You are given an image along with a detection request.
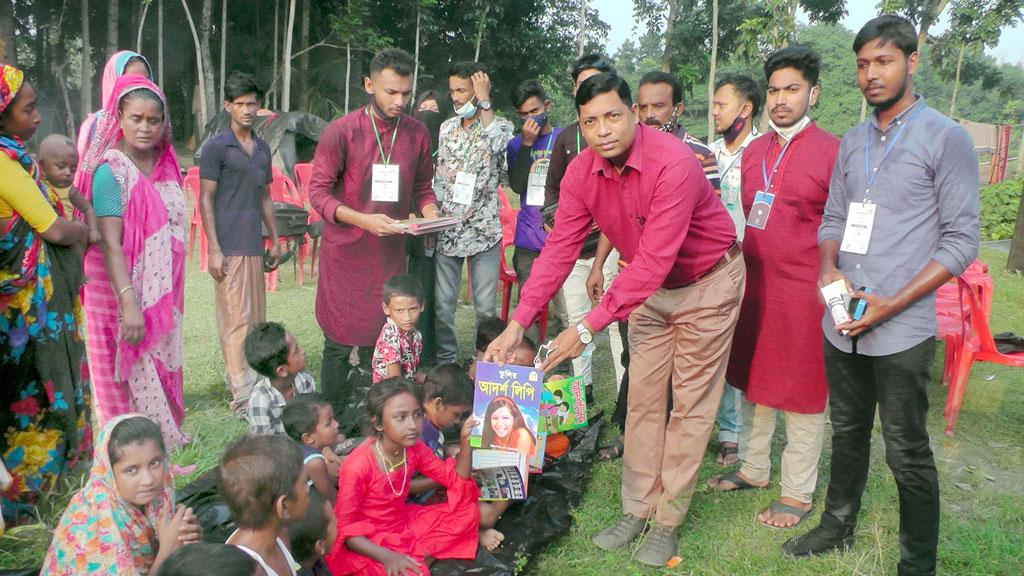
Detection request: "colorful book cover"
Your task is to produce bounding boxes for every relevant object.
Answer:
[530,418,547,474]
[540,375,588,433]
[470,361,542,455]
[472,448,529,500]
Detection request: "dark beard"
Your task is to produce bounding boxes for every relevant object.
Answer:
[870,74,910,113]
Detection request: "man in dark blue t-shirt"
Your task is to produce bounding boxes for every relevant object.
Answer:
[199,71,280,415]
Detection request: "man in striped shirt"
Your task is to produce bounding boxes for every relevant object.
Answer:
[634,71,721,191]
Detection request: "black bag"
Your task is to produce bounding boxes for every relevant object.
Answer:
[262,201,309,238]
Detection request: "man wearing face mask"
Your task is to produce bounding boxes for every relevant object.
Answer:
[307,48,439,420]
[709,47,840,533]
[507,80,561,312]
[434,62,515,364]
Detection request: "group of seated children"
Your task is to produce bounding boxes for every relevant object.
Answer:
[41,271,562,575]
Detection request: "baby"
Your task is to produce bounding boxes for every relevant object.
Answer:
[37,134,99,243]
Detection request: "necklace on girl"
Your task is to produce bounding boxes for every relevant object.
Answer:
[375,441,408,496]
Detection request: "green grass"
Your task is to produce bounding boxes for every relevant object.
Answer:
[2,248,1022,575]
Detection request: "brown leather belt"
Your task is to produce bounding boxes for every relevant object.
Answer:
[665,241,742,289]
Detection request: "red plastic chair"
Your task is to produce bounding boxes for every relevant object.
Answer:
[266,167,310,291]
[185,167,207,272]
[497,187,548,342]
[935,260,993,385]
[943,277,1024,435]
[293,162,321,277]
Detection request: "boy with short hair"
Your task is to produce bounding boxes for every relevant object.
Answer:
[243,322,316,435]
[288,490,337,576]
[283,393,341,501]
[220,434,310,576]
[37,133,99,241]
[371,274,425,383]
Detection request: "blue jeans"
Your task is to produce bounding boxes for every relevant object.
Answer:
[716,384,742,444]
[434,241,500,364]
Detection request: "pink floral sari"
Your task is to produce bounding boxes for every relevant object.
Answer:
[80,76,189,450]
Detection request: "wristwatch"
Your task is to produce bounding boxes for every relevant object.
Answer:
[478,99,492,111]
[576,323,593,345]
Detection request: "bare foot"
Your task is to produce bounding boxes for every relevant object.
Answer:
[479,528,505,551]
[756,497,812,528]
[716,441,738,466]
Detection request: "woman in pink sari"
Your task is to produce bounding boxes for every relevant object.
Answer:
[80,75,189,450]
[74,50,153,160]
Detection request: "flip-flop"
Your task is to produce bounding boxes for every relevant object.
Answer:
[597,437,625,461]
[707,470,768,492]
[756,500,813,530]
[716,442,739,465]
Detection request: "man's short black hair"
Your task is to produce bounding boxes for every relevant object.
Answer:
[715,74,763,119]
[383,273,423,305]
[764,46,821,86]
[449,61,487,80]
[423,363,474,407]
[218,434,304,529]
[853,15,918,57]
[511,79,548,109]
[370,47,415,77]
[571,53,615,83]
[575,72,632,111]
[244,322,289,379]
[224,71,262,102]
[639,71,682,105]
[475,316,508,353]
[282,393,331,442]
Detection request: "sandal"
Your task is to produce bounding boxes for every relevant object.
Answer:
[707,470,767,492]
[597,436,625,461]
[757,500,813,530]
[716,442,739,465]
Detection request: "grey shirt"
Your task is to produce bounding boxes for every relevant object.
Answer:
[818,97,979,356]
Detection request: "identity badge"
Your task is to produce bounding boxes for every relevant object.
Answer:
[746,190,774,230]
[452,171,477,205]
[371,164,400,202]
[526,158,549,207]
[840,201,876,254]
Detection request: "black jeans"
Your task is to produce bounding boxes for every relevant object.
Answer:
[612,319,631,432]
[320,337,374,422]
[822,337,939,576]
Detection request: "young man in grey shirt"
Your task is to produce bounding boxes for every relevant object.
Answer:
[782,16,979,576]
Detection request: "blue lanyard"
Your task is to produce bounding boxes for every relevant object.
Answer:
[863,105,924,201]
[760,137,796,194]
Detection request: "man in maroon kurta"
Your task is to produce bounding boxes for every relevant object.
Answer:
[713,47,840,530]
[308,48,438,419]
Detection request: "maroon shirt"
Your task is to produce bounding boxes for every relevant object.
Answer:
[308,107,436,345]
[512,124,736,332]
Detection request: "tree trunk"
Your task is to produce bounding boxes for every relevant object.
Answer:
[158,0,164,87]
[272,0,279,109]
[949,41,965,117]
[0,0,15,65]
[660,0,679,72]
[412,3,421,101]
[299,0,309,111]
[136,0,150,52]
[220,0,227,101]
[577,0,587,57]
[107,0,118,56]
[199,0,217,120]
[1006,180,1024,273]
[180,0,208,132]
[81,0,92,118]
[1018,125,1024,176]
[281,0,297,111]
[474,4,489,62]
[706,0,719,144]
[344,40,351,114]
[51,12,76,136]
[917,0,951,57]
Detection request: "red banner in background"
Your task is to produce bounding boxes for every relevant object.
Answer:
[990,125,1011,184]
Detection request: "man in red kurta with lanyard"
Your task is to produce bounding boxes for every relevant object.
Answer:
[709,46,839,530]
[308,48,439,420]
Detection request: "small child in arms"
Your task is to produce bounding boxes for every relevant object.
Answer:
[37,133,99,242]
[372,273,425,384]
[43,415,202,575]
[288,490,338,576]
[283,393,341,501]
[243,322,317,435]
[220,434,310,576]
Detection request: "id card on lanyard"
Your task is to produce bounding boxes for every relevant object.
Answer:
[840,105,923,254]
[367,107,400,202]
[452,123,481,206]
[525,134,555,207]
[746,137,794,230]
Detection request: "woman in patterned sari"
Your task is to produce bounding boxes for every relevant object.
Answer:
[0,64,93,509]
[80,75,190,450]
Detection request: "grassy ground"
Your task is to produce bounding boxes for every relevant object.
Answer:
[2,248,1022,575]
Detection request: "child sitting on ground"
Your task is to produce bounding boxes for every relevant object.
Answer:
[243,322,317,435]
[283,394,341,501]
[287,490,337,576]
[43,415,202,575]
[37,133,99,242]
[156,543,257,576]
[220,434,310,576]
[372,274,425,384]
[327,377,480,575]
[468,317,538,378]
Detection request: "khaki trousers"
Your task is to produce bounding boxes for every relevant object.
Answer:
[738,399,826,504]
[622,254,745,527]
[215,255,266,408]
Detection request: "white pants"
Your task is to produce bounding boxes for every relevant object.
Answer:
[558,250,625,389]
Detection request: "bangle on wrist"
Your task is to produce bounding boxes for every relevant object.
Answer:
[117,285,135,299]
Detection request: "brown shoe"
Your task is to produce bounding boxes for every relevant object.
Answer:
[633,522,679,567]
[592,514,647,551]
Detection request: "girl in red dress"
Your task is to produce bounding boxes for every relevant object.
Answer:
[326,377,480,575]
